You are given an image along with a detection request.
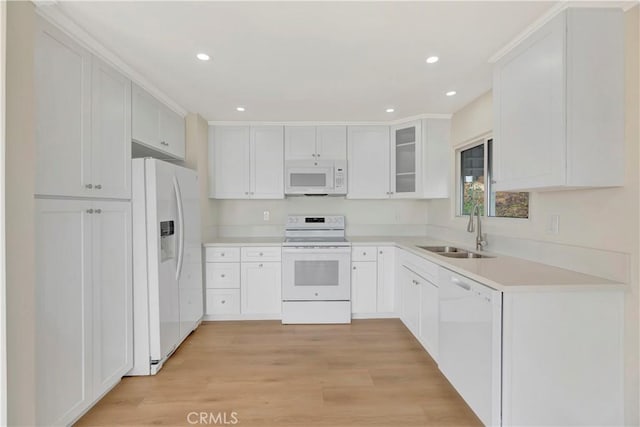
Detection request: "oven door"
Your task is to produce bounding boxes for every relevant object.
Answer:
[285,166,334,195]
[282,247,351,301]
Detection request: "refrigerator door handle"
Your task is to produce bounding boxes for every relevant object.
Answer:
[173,176,185,281]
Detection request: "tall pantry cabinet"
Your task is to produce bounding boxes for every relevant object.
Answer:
[34,16,133,426]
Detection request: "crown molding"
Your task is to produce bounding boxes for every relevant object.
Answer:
[207,113,453,127]
[489,1,635,64]
[33,1,188,117]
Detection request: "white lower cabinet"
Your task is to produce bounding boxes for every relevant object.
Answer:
[205,246,282,318]
[351,261,377,314]
[400,266,421,337]
[36,199,132,426]
[241,262,281,315]
[418,276,438,361]
[350,246,395,316]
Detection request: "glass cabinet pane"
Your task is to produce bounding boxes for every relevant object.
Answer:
[396,174,416,193]
[396,127,416,145]
[396,143,416,174]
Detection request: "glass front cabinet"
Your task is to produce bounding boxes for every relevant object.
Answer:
[391,120,422,198]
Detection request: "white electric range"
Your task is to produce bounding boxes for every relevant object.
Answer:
[281,215,351,324]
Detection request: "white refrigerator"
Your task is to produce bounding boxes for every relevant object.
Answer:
[129,158,203,375]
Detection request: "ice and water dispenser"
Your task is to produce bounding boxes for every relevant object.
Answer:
[160,220,175,262]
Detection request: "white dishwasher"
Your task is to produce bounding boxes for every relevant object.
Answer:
[438,268,502,427]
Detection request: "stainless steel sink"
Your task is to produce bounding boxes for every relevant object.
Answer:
[417,245,494,259]
[417,245,464,253]
[439,252,493,259]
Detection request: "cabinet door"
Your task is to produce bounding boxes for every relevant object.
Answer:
[91,58,132,199]
[35,199,92,426]
[419,279,439,361]
[401,267,421,336]
[35,18,92,198]
[131,84,160,149]
[493,13,566,190]
[284,126,316,160]
[241,262,282,314]
[347,126,390,199]
[316,125,347,160]
[422,119,450,199]
[211,126,250,198]
[351,261,377,314]
[390,121,422,198]
[376,247,395,313]
[92,201,132,398]
[159,104,186,160]
[251,126,284,199]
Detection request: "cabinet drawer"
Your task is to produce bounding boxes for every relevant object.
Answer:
[206,289,240,315]
[206,263,240,289]
[241,246,281,262]
[352,246,377,262]
[206,247,240,262]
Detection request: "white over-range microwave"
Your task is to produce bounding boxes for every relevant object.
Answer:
[284,160,347,196]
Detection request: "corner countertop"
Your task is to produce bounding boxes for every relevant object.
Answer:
[203,235,625,292]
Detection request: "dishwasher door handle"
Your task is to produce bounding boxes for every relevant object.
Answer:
[451,277,471,291]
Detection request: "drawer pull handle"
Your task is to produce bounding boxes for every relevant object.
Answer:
[451,277,471,291]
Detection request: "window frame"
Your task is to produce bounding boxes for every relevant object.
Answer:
[455,135,530,220]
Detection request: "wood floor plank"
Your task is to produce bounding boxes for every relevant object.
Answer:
[75,319,482,427]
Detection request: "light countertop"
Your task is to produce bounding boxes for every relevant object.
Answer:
[203,235,624,292]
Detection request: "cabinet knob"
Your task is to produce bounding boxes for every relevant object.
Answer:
[160,141,169,146]
[245,192,249,195]
[221,300,226,304]
[317,154,320,158]
[312,154,316,157]
[259,252,263,256]
[250,192,254,195]
[221,253,225,256]
[95,184,102,190]
[85,184,93,189]
[259,263,263,267]
[379,251,383,254]
[363,252,366,256]
[221,274,225,278]
[95,209,102,214]
[353,266,356,270]
[86,209,94,214]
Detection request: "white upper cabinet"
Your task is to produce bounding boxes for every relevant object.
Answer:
[210,125,284,199]
[285,125,347,161]
[391,121,421,198]
[35,18,131,200]
[349,119,450,199]
[211,126,250,199]
[132,84,185,160]
[35,18,92,198]
[91,58,132,199]
[347,126,390,199]
[493,8,624,191]
[251,126,285,199]
[316,125,347,160]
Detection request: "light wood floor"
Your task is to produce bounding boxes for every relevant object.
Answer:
[76,319,481,426]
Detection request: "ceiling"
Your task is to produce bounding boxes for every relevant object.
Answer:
[58,1,556,122]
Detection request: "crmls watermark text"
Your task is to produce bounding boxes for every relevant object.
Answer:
[186,411,239,425]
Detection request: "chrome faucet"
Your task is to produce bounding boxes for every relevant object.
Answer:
[467,202,487,251]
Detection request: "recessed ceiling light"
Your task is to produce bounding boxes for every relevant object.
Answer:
[386,108,395,113]
[196,53,210,61]
[426,56,439,64]
[446,90,457,97]
[236,106,246,112]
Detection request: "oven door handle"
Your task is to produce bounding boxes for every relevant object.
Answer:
[282,247,351,255]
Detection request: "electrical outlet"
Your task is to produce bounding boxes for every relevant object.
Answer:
[263,210,270,221]
[548,214,560,235]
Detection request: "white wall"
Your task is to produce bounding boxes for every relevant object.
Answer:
[427,7,639,424]
[214,198,429,237]
[5,2,36,425]
[185,113,217,241]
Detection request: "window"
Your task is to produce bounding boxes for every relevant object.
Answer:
[459,137,529,219]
